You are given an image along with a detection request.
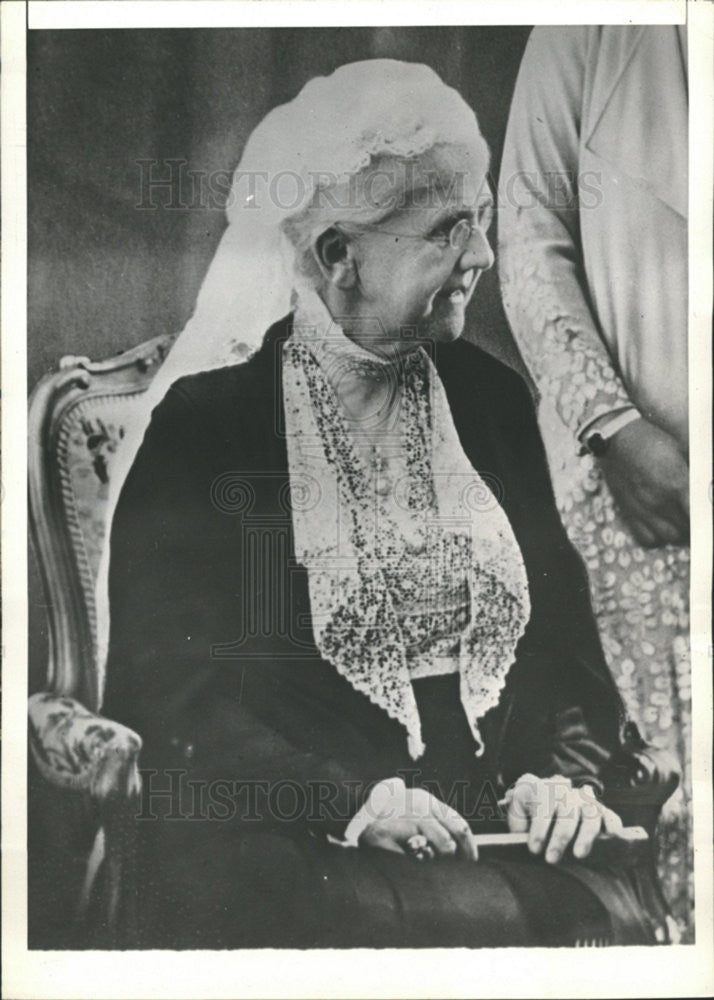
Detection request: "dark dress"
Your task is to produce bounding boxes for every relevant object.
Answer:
[102,317,665,948]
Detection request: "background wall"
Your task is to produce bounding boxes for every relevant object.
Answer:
[28,26,532,691]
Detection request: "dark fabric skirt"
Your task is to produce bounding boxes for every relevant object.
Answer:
[130,820,659,949]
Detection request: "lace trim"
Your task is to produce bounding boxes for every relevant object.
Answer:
[283,290,530,759]
[499,233,632,440]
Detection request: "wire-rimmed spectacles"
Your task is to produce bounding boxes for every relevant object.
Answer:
[337,202,494,252]
[431,211,493,251]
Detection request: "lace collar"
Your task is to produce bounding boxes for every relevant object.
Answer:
[283,287,531,759]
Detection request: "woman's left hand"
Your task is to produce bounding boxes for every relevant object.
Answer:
[504,773,624,864]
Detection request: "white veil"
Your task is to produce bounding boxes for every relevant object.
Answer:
[96,59,489,695]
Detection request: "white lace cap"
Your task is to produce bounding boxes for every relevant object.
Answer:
[96,59,488,691]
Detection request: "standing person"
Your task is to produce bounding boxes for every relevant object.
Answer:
[498,26,691,937]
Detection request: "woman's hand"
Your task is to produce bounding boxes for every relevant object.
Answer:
[599,418,689,548]
[504,774,624,864]
[358,784,476,861]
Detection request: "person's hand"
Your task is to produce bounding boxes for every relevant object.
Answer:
[359,786,477,861]
[504,774,624,864]
[598,417,689,548]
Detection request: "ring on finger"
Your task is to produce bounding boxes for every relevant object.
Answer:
[406,834,435,862]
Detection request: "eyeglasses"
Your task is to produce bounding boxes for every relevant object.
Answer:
[431,211,494,251]
[338,202,494,253]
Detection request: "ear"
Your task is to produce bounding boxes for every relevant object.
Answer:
[313,227,358,289]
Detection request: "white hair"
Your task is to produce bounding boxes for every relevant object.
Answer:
[95,59,489,685]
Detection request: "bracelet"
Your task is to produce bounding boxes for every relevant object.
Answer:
[579,408,641,457]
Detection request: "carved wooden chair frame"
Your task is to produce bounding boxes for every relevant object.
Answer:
[28,331,176,946]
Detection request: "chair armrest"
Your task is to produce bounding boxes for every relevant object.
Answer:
[28,692,142,803]
[29,693,144,945]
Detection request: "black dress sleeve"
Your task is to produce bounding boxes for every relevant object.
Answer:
[102,383,387,837]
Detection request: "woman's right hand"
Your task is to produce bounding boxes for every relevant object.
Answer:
[599,417,689,548]
[358,785,477,860]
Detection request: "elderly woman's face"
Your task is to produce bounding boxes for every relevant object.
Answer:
[348,146,494,348]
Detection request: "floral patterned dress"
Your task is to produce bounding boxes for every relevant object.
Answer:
[534,381,691,940]
[498,26,691,939]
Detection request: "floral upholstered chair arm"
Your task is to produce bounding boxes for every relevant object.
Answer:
[28,692,142,803]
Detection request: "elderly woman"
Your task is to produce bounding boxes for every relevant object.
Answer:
[102,60,671,948]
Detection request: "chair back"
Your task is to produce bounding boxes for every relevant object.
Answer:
[29,333,177,712]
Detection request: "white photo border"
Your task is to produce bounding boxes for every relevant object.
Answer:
[3,1,712,997]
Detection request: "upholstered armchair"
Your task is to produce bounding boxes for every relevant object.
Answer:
[28,331,681,948]
[28,332,175,947]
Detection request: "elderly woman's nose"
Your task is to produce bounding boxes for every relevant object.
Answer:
[460,230,494,272]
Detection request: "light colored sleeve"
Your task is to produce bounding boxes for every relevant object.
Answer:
[579,406,641,448]
[498,27,633,440]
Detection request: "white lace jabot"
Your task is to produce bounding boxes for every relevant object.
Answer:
[283,287,531,759]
